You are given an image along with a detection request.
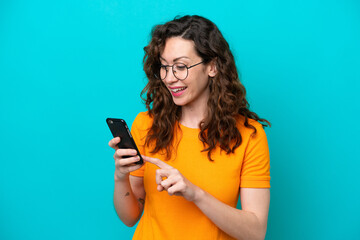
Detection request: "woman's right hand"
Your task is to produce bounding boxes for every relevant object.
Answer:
[108,137,143,181]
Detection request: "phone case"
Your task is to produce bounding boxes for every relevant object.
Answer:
[106,118,144,165]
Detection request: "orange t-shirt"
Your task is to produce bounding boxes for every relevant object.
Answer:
[130,111,270,240]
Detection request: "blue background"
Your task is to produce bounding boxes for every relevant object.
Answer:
[1,0,359,239]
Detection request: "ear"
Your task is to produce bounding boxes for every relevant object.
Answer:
[208,59,217,77]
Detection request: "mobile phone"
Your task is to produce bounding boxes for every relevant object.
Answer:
[106,118,144,165]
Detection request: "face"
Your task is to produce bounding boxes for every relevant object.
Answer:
[160,37,216,109]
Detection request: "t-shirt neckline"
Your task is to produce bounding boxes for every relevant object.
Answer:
[178,122,200,131]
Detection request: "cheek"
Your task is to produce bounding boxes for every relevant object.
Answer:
[197,75,210,89]
[184,71,210,92]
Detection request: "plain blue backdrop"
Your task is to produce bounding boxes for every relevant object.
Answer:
[1,0,359,239]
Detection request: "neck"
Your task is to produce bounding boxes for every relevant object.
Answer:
[180,101,208,129]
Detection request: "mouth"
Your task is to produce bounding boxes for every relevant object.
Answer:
[170,86,187,93]
[169,86,187,96]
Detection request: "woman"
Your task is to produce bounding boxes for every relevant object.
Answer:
[109,15,271,240]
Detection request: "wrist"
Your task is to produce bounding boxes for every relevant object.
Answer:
[192,186,206,204]
[114,172,129,182]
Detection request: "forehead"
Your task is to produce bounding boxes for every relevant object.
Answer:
[160,37,198,61]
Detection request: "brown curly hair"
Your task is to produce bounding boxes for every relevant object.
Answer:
[141,15,270,161]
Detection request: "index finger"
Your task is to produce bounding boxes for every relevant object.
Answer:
[142,155,172,169]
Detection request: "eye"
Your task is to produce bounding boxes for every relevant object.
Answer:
[175,64,187,71]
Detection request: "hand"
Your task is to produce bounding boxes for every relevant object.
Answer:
[108,137,143,181]
[143,155,200,202]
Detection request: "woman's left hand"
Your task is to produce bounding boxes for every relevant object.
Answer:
[142,155,200,202]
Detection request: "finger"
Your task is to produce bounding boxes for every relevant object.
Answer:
[143,155,172,169]
[160,176,177,190]
[126,163,143,172]
[115,149,138,159]
[108,137,121,149]
[157,184,164,192]
[155,169,171,185]
[167,182,186,196]
[115,156,140,167]
[116,162,143,178]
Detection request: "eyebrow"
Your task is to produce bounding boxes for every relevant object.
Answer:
[160,56,190,63]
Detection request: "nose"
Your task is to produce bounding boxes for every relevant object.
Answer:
[163,67,178,84]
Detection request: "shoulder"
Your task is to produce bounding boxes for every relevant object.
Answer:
[235,115,267,139]
[132,111,153,131]
[236,116,270,164]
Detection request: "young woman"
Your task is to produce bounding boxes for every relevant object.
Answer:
[109,15,271,240]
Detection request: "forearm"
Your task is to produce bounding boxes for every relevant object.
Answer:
[113,175,142,227]
[194,189,266,240]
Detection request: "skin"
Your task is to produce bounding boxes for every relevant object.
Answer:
[110,37,270,239]
[160,37,217,128]
[110,140,145,227]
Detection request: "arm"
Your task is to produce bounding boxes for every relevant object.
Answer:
[109,137,146,227]
[194,187,269,240]
[144,156,269,240]
[113,175,145,227]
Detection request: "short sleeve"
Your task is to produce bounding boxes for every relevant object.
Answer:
[240,123,271,188]
[129,112,149,177]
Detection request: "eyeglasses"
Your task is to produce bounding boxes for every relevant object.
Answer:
[158,61,204,80]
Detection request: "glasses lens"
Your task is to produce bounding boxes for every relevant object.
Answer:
[173,63,188,80]
[159,65,168,80]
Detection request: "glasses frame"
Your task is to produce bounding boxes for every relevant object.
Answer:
[158,61,204,80]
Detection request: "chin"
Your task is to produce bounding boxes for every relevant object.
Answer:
[172,97,187,106]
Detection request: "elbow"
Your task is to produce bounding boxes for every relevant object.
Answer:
[257,232,266,240]
[236,234,265,240]
[120,213,142,227]
[235,227,266,240]
[240,232,265,240]
[120,212,142,227]
[115,213,139,227]
[123,220,136,227]
[243,212,267,240]
[254,225,267,240]
[258,221,268,240]
[120,215,140,227]
[114,205,142,227]
[252,224,267,240]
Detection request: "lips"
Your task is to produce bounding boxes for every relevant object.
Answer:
[168,86,187,96]
[170,86,187,93]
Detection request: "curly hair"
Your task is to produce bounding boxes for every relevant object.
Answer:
[141,15,270,161]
